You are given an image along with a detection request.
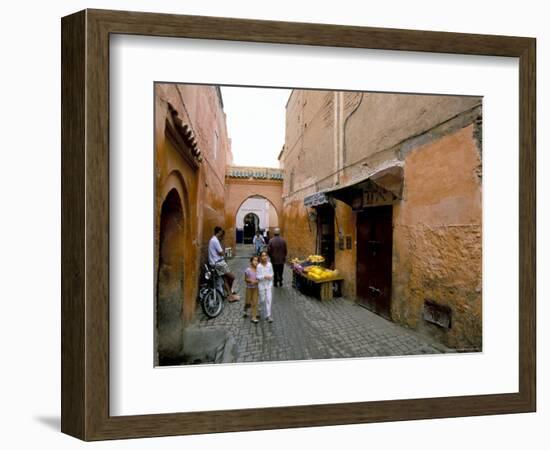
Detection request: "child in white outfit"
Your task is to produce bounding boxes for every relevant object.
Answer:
[257,251,274,322]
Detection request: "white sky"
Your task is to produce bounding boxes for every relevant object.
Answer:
[220,86,291,168]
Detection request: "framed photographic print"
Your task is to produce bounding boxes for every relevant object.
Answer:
[61,9,536,441]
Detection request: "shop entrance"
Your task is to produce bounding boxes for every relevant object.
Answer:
[356,205,393,319]
[316,205,335,268]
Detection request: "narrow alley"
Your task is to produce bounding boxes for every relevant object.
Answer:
[194,245,450,364]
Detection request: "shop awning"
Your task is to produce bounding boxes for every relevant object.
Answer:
[325,162,404,209]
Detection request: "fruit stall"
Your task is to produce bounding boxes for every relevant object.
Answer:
[290,255,344,301]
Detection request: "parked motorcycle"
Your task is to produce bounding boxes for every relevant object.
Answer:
[198,264,227,318]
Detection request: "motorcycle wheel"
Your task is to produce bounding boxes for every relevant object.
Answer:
[201,288,224,318]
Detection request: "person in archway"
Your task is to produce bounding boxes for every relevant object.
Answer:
[257,250,274,323]
[267,228,287,288]
[208,226,240,302]
[252,230,265,255]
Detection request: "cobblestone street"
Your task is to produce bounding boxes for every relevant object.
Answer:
[194,245,451,363]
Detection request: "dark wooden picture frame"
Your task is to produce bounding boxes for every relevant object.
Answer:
[61,9,536,441]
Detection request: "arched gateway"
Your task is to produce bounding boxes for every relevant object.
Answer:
[225,166,283,251]
[156,188,185,365]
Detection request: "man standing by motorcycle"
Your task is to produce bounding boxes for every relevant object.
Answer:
[208,226,240,302]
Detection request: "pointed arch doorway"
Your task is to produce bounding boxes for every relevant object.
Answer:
[156,188,185,365]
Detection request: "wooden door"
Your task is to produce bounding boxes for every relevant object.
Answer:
[356,206,393,319]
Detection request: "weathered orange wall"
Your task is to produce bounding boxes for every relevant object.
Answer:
[345,93,480,170]
[283,90,338,193]
[280,199,316,261]
[155,138,201,325]
[333,202,357,298]
[155,84,231,325]
[281,89,483,350]
[392,125,482,349]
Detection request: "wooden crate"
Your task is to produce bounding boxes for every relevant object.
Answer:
[292,271,344,301]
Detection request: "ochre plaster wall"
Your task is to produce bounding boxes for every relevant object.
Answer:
[155,84,230,328]
[281,88,482,350]
[392,125,482,349]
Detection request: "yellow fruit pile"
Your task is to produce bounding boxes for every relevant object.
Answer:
[306,266,340,281]
[307,254,325,263]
